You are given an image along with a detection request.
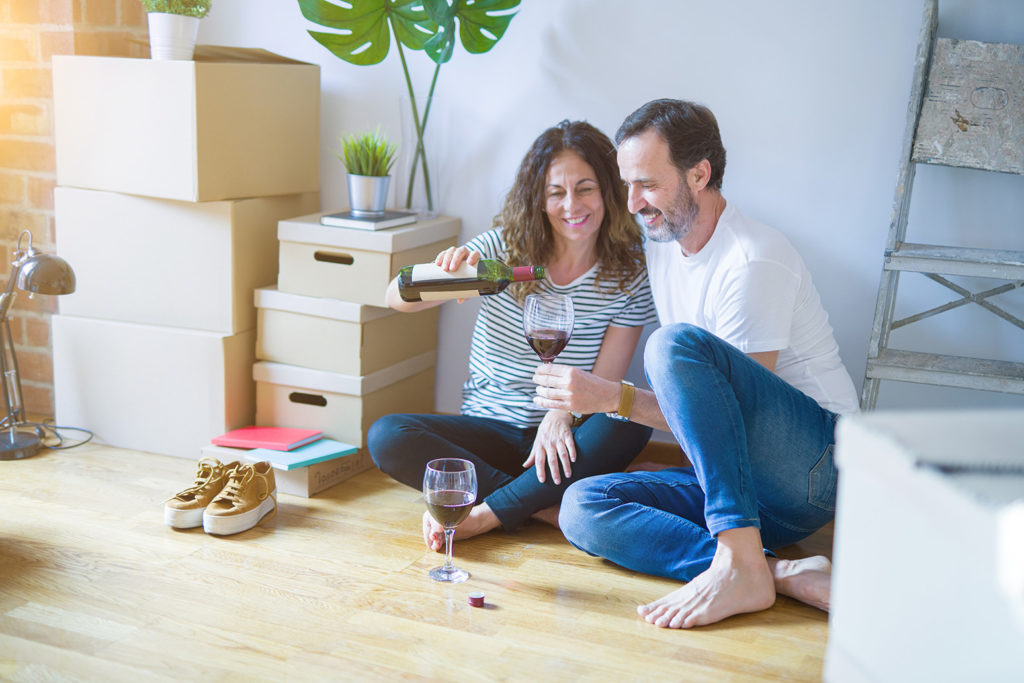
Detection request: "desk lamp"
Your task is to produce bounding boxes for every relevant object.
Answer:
[0,230,75,460]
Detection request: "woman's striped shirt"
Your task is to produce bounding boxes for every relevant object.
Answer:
[460,228,657,428]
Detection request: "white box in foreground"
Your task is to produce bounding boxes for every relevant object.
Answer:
[826,410,1024,683]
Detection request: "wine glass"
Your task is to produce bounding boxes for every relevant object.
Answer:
[523,293,574,363]
[423,458,478,583]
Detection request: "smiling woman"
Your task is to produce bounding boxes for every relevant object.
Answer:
[367,119,658,554]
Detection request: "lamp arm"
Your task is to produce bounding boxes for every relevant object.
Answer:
[0,259,26,323]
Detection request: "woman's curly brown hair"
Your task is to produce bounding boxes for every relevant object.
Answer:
[495,120,646,303]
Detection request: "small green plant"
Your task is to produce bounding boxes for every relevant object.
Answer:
[339,128,398,177]
[140,0,211,18]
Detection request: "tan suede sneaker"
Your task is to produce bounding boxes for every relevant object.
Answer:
[202,461,277,536]
[164,458,240,529]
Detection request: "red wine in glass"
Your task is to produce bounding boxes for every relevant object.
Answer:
[425,489,475,528]
[523,294,574,363]
[526,329,570,362]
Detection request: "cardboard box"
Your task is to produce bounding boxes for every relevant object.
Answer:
[53,47,319,202]
[56,188,318,334]
[254,286,439,375]
[826,410,1024,683]
[253,353,435,448]
[276,213,460,306]
[200,443,374,498]
[53,315,255,459]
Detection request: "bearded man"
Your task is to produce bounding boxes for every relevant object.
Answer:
[533,98,858,628]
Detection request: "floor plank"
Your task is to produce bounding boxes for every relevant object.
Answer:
[0,441,832,681]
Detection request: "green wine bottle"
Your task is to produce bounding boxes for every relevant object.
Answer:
[398,259,545,302]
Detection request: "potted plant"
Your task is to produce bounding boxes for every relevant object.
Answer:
[298,0,520,215]
[140,0,212,61]
[339,128,398,217]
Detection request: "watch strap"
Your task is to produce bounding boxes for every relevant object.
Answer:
[609,380,635,422]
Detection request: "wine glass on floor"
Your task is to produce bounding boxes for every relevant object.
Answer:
[523,293,574,363]
[423,458,478,583]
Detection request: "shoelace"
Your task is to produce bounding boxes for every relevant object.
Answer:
[214,465,278,521]
[169,458,224,502]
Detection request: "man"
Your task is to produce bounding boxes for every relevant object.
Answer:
[532,99,859,628]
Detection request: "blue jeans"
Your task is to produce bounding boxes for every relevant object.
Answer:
[559,324,839,581]
[367,412,652,531]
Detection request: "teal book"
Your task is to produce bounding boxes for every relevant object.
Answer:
[246,438,358,471]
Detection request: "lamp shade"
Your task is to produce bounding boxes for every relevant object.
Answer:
[16,252,76,295]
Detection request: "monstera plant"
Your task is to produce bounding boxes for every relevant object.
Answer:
[297,0,521,213]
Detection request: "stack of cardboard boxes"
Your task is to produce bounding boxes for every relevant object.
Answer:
[248,210,461,493]
[50,49,320,460]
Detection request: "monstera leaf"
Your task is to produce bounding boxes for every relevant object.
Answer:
[297,0,437,66]
[421,0,521,64]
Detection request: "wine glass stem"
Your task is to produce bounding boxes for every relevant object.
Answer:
[443,527,456,572]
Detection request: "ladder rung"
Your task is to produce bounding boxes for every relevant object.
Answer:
[884,243,1024,279]
[866,349,1024,394]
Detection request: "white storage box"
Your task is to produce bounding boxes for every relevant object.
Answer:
[826,410,1024,683]
[254,286,439,376]
[56,188,318,333]
[53,48,320,202]
[200,443,374,498]
[254,354,436,448]
[276,213,460,306]
[53,315,255,459]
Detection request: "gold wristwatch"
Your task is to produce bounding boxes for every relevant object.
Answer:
[607,380,635,422]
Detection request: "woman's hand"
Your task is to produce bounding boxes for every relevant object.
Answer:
[435,245,482,304]
[523,409,576,485]
[435,245,481,272]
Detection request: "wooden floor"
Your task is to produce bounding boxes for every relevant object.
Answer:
[0,440,833,681]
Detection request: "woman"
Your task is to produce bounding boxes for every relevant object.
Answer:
[368,120,657,551]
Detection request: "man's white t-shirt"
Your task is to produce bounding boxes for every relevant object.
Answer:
[644,203,859,415]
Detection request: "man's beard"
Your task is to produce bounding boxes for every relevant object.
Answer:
[639,183,699,243]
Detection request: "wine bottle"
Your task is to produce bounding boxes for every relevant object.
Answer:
[398,258,545,302]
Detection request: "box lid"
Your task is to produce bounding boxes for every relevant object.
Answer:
[278,213,460,253]
[837,410,1024,506]
[253,351,435,395]
[254,286,394,323]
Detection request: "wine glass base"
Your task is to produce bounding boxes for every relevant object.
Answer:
[429,565,470,583]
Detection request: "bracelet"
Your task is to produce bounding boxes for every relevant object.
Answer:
[607,380,635,422]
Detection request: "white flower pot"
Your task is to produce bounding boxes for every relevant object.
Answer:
[147,13,200,61]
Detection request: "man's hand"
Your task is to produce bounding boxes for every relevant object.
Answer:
[532,363,619,416]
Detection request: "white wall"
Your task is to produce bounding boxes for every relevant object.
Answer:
[200,0,1024,432]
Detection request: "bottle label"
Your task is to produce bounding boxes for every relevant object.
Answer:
[410,262,478,282]
[420,289,481,301]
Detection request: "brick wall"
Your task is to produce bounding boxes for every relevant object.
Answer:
[0,0,147,417]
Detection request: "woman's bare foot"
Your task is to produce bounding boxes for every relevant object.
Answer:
[422,502,501,552]
[530,504,560,528]
[636,527,776,628]
[767,555,832,612]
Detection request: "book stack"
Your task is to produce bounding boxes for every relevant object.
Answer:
[49,49,321,460]
[203,426,363,497]
[250,212,463,474]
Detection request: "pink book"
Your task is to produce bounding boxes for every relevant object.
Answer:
[211,426,323,451]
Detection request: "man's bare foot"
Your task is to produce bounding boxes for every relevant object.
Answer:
[530,504,560,528]
[637,527,776,628]
[767,555,832,612]
[422,502,501,552]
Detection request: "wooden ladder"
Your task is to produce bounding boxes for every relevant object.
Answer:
[861,0,1024,410]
